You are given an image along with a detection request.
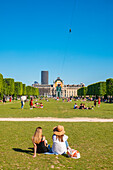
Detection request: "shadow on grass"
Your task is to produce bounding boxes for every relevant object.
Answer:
[12,147,33,155]
[62,154,69,158]
[13,148,70,158]
[10,108,28,109]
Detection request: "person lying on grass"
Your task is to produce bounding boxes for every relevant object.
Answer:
[33,102,40,108]
[33,102,43,108]
[52,125,70,155]
[32,127,49,157]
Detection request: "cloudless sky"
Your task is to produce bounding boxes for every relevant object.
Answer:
[0,0,113,86]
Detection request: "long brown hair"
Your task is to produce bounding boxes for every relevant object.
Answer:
[56,135,64,142]
[33,127,42,144]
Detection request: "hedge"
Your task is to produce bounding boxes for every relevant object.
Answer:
[14,82,23,96]
[106,78,113,96]
[0,73,3,99]
[22,84,26,95]
[3,78,14,96]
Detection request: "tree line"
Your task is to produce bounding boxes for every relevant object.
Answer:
[77,78,113,98]
[0,73,39,99]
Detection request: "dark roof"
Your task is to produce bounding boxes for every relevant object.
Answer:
[55,77,63,83]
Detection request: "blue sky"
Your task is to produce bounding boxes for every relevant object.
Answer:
[0,0,113,86]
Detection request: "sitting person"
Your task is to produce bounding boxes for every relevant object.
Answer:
[83,104,88,109]
[52,125,69,155]
[74,103,78,109]
[88,105,93,110]
[32,127,49,157]
[39,102,43,108]
[33,103,38,108]
[79,103,84,109]
[33,102,40,108]
[33,102,43,108]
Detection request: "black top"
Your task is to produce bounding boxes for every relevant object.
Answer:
[36,137,48,153]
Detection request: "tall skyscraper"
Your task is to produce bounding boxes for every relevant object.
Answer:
[41,71,48,85]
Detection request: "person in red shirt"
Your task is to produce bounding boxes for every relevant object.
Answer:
[30,97,33,109]
[9,97,12,102]
[98,97,101,107]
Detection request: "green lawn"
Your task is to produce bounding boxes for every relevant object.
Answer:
[0,122,112,169]
[0,99,113,118]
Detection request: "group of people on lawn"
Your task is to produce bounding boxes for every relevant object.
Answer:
[32,125,70,157]
[30,98,43,109]
[74,103,93,110]
[21,97,43,109]
[74,97,101,109]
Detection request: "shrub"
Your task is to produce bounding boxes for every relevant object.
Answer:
[14,82,23,96]
[106,78,113,96]
[3,78,14,96]
[0,73,3,99]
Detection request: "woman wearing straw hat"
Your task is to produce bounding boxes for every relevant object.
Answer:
[52,125,69,155]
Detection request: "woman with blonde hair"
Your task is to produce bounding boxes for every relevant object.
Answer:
[32,127,48,157]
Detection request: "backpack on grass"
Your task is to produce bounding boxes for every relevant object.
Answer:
[67,148,80,159]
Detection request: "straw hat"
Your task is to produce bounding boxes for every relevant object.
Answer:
[53,125,65,136]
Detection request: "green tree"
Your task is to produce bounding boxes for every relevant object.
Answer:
[3,79,8,96]
[77,87,87,97]
[0,73,3,99]
[3,78,14,96]
[87,85,92,96]
[95,82,106,96]
[14,82,23,97]
[87,82,106,97]
[22,84,26,95]
[26,86,33,97]
[77,88,81,97]
[32,87,39,97]
[106,78,113,96]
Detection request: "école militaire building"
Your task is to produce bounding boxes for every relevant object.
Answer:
[32,72,84,97]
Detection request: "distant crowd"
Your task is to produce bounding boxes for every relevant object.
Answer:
[21,97,43,109]
[73,97,101,110]
[1,95,113,111]
[74,103,93,110]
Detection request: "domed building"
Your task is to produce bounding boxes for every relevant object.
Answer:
[33,75,84,97]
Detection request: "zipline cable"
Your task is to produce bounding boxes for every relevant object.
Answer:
[60,0,78,76]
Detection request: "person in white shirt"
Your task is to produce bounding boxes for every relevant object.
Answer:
[74,103,78,109]
[52,125,69,155]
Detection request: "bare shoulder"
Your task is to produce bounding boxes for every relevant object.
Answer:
[42,135,46,140]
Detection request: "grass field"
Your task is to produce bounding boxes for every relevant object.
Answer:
[0,122,113,169]
[0,99,113,118]
[0,99,113,169]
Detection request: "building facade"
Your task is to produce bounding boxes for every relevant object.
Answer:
[32,77,84,97]
[41,71,48,85]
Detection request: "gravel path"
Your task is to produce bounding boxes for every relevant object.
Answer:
[0,117,113,122]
